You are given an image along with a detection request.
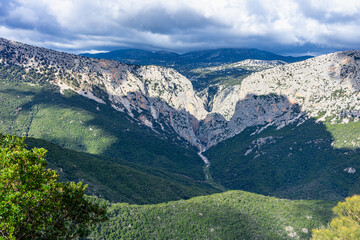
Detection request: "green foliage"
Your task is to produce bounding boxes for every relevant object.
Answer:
[0,134,107,239]
[25,137,218,204]
[189,66,253,90]
[326,122,360,149]
[88,191,334,240]
[312,195,360,239]
[0,63,53,84]
[205,119,360,201]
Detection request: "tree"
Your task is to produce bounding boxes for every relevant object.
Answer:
[312,195,360,239]
[0,134,107,239]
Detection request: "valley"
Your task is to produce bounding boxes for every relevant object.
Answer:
[0,68,218,203]
[1,37,360,239]
[198,151,225,191]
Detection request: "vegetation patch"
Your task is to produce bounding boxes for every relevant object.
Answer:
[205,119,360,201]
[88,191,334,240]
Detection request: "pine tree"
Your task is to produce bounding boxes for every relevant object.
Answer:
[312,195,360,239]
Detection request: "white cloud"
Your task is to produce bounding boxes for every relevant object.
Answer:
[0,0,359,54]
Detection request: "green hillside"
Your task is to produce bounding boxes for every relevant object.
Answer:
[205,119,360,201]
[87,190,334,240]
[0,63,218,203]
[24,137,217,204]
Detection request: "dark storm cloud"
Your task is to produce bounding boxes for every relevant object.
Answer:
[123,6,221,34]
[0,1,14,18]
[299,0,359,24]
[0,0,359,55]
[0,0,70,46]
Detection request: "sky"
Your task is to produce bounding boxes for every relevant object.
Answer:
[0,0,359,56]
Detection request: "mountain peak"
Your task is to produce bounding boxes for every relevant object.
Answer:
[1,37,360,151]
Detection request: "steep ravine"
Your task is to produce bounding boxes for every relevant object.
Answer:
[198,152,225,191]
[1,38,360,152]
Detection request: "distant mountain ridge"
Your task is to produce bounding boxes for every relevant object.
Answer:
[81,48,311,67]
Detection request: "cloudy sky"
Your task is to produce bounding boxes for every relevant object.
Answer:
[0,0,359,55]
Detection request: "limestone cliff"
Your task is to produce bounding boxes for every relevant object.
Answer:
[0,38,207,148]
[204,51,360,148]
[1,38,360,151]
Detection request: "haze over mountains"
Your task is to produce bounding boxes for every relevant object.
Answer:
[1,37,360,239]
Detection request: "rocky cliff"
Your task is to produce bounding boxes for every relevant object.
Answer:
[204,51,360,148]
[0,38,207,148]
[1,38,360,151]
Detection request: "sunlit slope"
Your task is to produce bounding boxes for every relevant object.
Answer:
[88,190,333,240]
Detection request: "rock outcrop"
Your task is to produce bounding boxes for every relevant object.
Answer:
[1,38,360,150]
[203,51,360,148]
[0,37,207,148]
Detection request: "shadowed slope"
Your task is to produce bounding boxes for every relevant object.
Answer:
[25,137,217,204]
[205,94,360,201]
[0,68,218,203]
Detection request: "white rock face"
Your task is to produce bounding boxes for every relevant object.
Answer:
[344,167,356,174]
[1,37,360,151]
[0,37,207,149]
[204,51,360,148]
[214,52,360,120]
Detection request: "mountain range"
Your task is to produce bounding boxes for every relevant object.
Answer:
[81,48,311,67]
[1,37,360,239]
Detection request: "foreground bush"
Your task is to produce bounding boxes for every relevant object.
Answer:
[0,134,107,239]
